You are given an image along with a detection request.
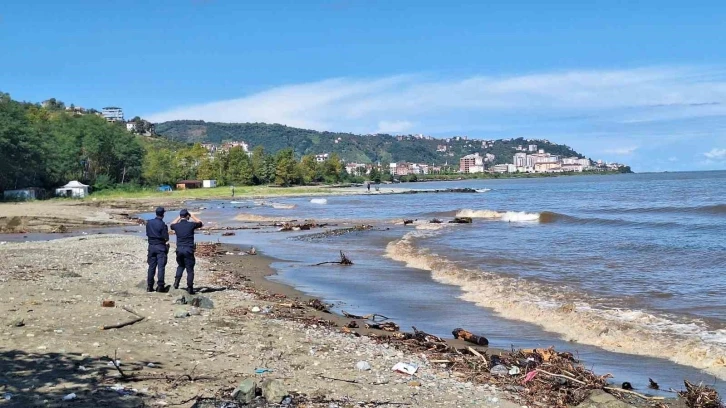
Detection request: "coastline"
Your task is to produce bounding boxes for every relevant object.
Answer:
[0,234,522,408]
[0,189,717,407]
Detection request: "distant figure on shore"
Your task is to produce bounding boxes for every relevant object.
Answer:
[231,185,235,197]
[170,209,204,294]
[145,207,170,292]
[366,181,371,192]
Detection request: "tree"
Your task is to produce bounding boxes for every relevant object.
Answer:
[251,145,270,184]
[143,148,177,186]
[369,167,381,183]
[227,147,253,185]
[275,148,297,186]
[322,153,344,183]
[299,154,319,184]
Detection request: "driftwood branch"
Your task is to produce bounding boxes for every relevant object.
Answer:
[342,310,390,321]
[102,305,145,330]
[535,369,587,385]
[314,251,353,266]
[318,374,358,384]
[604,387,666,401]
[103,350,127,379]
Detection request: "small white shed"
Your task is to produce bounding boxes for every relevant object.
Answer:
[202,179,217,188]
[55,181,89,198]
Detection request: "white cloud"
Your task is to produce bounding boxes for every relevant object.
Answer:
[146,66,726,129]
[604,146,638,155]
[375,120,414,134]
[145,66,726,171]
[704,148,726,160]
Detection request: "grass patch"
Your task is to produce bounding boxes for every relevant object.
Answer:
[82,185,336,201]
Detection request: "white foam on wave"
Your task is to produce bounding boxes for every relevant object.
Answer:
[500,211,540,222]
[456,209,540,222]
[384,230,726,379]
[310,198,328,205]
[475,188,491,193]
[456,209,502,219]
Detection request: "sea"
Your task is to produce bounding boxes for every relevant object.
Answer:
[11,171,724,395]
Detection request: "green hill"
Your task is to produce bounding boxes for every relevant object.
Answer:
[154,120,584,165]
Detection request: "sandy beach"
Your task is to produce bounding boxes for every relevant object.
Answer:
[0,234,527,408]
[1,195,708,408]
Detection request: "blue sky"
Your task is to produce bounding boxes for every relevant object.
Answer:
[2,0,726,171]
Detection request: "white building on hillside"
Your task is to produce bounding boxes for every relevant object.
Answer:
[102,107,124,122]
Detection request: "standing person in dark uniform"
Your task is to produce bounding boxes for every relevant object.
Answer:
[146,207,170,292]
[170,209,203,294]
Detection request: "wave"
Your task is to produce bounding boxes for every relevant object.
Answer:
[457,209,706,229]
[589,204,726,216]
[475,188,491,193]
[385,230,726,379]
[456,209,540,222]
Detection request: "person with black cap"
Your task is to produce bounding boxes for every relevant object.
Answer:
[145,207,170,292]
[170,209,203,294]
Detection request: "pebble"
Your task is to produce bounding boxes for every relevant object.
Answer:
[355,361,371,371]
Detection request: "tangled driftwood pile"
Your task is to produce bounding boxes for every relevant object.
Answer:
[679,381,724,408]
[195,242,224,257]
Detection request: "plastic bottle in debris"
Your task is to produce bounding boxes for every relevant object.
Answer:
[489,365,509,377]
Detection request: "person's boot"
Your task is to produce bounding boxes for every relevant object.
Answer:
[147,286,154,292]
[156,284,167,293]
[173,277,181,290]
[187,285,195,295]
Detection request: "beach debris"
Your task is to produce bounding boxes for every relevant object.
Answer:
[356,361,371,371]
[365,321,400,332]
[489,365,509,377]
[430,218,443,223]
[508,366,521,375]
[247,246,257,255]
[62,393,77,401]
[307,298,331,313]
[261,379,288,404]
[622,382,633,390]
[313,251,353,266]
[403,219,414,225]
[3,393,12,401]
[221,232,236,236]
[678,380,724,408]
[346,321,359,328]
[195,242,224,257]
[251,306,261,313]
[174,308,190,319]
[292,224,374,241]
[8,317,25,327]
[392,362,418,375]
[102,305,146,330]
[51,225,68,233]
[342,310,390,321]
[231,378,257,404]
[254,368,273,374]
[449,217,473,224]
[649,378,660,390]
[102,300,115,307]
[278,221,328,231]
[452,327,489,346]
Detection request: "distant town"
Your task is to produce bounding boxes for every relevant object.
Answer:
[44,101,629,177]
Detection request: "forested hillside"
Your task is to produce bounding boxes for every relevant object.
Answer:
[154,120,584,165]
[0,93,145,192]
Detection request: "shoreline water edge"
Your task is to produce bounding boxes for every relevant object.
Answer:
[1,173,725,407]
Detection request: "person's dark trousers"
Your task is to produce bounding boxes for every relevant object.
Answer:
[175,246,196,290]
[147,244,168,290]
